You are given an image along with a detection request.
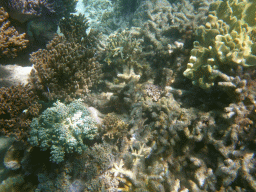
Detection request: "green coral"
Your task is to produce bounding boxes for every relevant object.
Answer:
[183,0,256,89]
[28,99,98,163]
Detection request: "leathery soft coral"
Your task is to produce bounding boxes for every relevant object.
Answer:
[28,99,98,163]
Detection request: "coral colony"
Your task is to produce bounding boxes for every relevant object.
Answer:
[0,0,256,191]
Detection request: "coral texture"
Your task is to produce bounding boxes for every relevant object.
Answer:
[29,15,102,101]
[6,0,55,23]
[0,84,40,142]
[0,7,29,59]
[183,0,256,89]
[6,0,77,23]
[103,29,149,91]
[28,99,98,163]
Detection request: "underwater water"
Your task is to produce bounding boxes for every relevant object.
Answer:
[0,0,256,191]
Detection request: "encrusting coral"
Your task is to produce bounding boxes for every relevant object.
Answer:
[0,6,29,59]
[29,14,102,101]
[28,99,98,164]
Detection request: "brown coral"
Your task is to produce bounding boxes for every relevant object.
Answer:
[59,13,99,47]
[0,7,29,59]
[30,35,102,101]
[101,114,129,143]
[29,14,102,101]
[0,84,41,142]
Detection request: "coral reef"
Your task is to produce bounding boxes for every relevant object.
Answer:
[183,0,256,90]
[1,0,256,191]
[6,0,55,23]
[103,29,149,91]
[3,0,77,47]
[138,0,210,59]
[0,6,29,59]
[82,0,115,33]
[0,84,40,142]
[5,0,77,23]
[29,15,102,101]
[28,99,98,163]
[59,13,100,47]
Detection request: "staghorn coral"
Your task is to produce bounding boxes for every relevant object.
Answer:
[183,0,256,90]
[0,84,40,142]
[28,99,98,164]
[103,29,151,95]
[0,7,29,59]
[139,0,210,57]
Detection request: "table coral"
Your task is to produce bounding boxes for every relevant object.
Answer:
[28,99,98,163]
[0,7,29,59]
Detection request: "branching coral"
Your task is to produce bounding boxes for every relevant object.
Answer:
[0,84,40,142]
[29,15,102,101]
[103,29,150,93]
[0,7,29,59]
[59,13,99,47]
[28,99,98,163]
[183,0,256,90]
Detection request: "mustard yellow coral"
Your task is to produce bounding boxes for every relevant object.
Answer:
[183,0,256,89]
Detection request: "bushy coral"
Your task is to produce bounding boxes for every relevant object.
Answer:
[29,15,102,101]
[59,13,99,47]
[0,6,29,59]
[0,84,40,142]
[103,29,149,91]
[28,99,98,163]
[183,0,256,89]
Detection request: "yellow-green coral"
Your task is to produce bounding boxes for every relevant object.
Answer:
[183,0,256,89]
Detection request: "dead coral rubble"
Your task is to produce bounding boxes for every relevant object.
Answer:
[0,7,29,59]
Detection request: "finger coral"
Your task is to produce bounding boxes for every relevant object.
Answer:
[0,6,29,59]
[28,99,98,164]
[183,0,256,90]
